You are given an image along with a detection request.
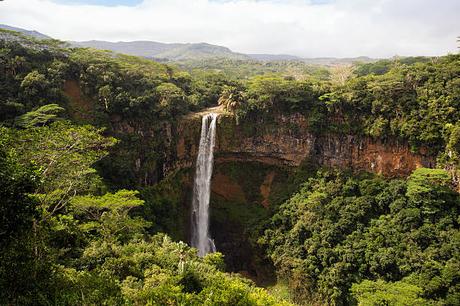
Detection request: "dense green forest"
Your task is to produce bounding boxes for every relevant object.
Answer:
[1,29,459,305]
[263,169,459,305]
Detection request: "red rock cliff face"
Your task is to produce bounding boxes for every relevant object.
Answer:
[168,113,434,177]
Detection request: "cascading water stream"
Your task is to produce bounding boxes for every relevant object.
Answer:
[191,113,218,257]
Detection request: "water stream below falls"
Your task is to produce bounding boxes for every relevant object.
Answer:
[191,113,218,257]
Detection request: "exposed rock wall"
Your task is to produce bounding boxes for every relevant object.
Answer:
[168,113,434,178]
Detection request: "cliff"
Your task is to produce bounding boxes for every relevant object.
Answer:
[167,111,434,179]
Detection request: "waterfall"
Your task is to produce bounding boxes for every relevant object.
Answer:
[191,113,218,257]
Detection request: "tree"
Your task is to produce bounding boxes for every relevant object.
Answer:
[218,85,245,113]
[330,64,354,85]
[71,190,149,243]
[0,132,52,304]
[0,132,38,246]
[15,103,65,128]
[406,168,454,218]
[7,121,116,219]
[20,70,50,108]
[351,280,428,306]
[155,82,187,117]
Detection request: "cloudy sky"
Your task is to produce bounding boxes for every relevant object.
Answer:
[1,0,459,58]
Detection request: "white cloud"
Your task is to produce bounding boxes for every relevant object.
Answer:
[0,0,458,57]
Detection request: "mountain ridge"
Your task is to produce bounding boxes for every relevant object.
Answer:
[69,39,250,61]
[0,24,378,64]
[0,24,51,40]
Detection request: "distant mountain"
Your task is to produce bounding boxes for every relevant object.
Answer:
[302,56,378,65]
[0,24,51,40]
[71,40,249,61]
[248,54,303,61]
[69,40,176,56]
[0,24,379,64]
[72,40,377,64]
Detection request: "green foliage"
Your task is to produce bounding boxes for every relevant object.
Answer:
[407,168,451,198]
[0,131,53,304]
[351,279,428,306]
[0,35,237,133]
[15,103,64,128]
[0,40,69,124]
[344,55,460,152]
[218,85,245,114]
[203,252,226,272]
[264,169,460,305]
[439,122,460,170]
[178,57,332,80]
[52,234,290,305]
[155,82,188,116]
[71,190,150,243]
[0,132,39,243]
[20,70,50,106]
[233,75,327,121]
[6,121,116,217]
[140,169,190,241]
[354,57,432,77]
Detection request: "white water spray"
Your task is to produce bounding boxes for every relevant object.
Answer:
[191,113,218,257]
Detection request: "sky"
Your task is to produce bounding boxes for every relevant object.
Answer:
[0,0,459,58]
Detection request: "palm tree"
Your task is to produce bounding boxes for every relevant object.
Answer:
[218,85,244,112]
[9,55,26,76]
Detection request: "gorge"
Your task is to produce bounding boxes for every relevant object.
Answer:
[64,76,448,288]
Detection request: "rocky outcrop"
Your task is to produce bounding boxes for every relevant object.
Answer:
[63,80,95,121]
[168,112,434,178]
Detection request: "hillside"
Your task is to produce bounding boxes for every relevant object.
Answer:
[71,40,250,61]
[72,40,378,65]
[247,53,303,61]
[0,24,51,40]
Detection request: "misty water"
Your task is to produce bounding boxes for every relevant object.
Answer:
[191,113,218,257]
